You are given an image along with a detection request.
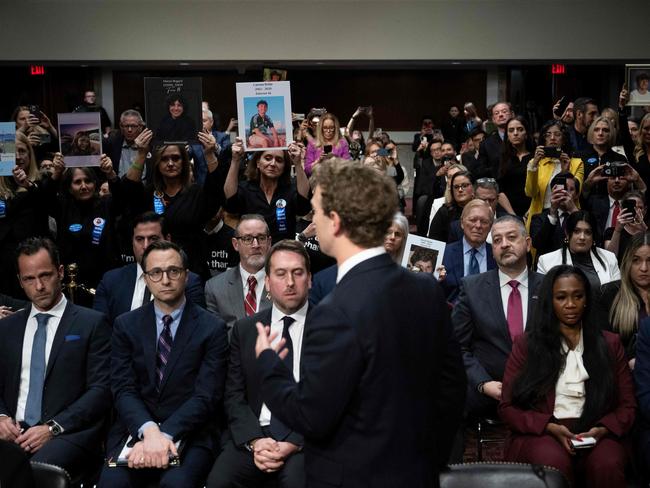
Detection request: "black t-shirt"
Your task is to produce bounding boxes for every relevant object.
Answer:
[296,218,336,274]
[204,223,239,277]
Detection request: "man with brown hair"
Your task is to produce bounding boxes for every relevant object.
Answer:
[255,159,466,488]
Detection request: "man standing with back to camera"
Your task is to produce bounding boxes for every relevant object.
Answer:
[255,159,466,488]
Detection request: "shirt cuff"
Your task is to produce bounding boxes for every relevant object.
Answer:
[547,214,558,225]
[138,421,157,439]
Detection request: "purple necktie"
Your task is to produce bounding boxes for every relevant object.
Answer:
[507,280,523,341]
[156,314,174,390]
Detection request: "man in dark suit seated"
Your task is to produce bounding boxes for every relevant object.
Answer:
[254,160,466,487]
[441,199,496,303]
[97,240,228,488]
[94,211,205,325]
[530,172,579,257]
[453,215,543,418]
[205,214,272,334]
[207,240,310,488]
[0,237,111,479]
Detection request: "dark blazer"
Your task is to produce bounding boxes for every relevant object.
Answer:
[257,254,466,488]
[107,301,228,455]
[93,263,206,325]
[225,308,304,447]
[452,269,544,412]
[585,193,612,242]
[530,209,567,258]
[500,331,636,461]
[441,240,496,303]
[0,302,111,454]
[475,132,504,178]
[308,264,337,306]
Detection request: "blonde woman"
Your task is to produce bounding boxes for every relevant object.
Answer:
[304,113,350,175]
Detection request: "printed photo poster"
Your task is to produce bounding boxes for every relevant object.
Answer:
[57,112,102,167]
[0,122,16,176]
[401,234,446,279]
[236,81,293,151]
[144,77,202,145]
[263,68,287,82]
[626,64,650,106]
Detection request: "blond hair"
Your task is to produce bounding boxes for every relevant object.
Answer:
[0,132,39,200]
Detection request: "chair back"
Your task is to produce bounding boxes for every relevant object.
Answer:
[440,462,569,488]
[30,461,71,488]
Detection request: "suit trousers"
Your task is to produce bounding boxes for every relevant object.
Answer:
[0,439,35,488]
[206,438,305,488]
[96,445,214,488]
[30,436,99,480]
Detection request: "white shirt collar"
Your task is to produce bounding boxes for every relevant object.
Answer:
[29,293,67,318]
[271,300,309,325]
[462,236,486,256]
[239,265,265,287]
[498,268,529,288]
[336,246,386,283]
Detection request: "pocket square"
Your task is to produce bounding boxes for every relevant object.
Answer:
[65,335,81,342]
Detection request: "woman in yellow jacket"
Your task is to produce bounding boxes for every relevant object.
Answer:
[525,120,584,231]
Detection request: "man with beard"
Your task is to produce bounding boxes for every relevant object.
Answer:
[205,214,272,334]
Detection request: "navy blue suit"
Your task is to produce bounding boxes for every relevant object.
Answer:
[98,301,228,487]
[257,254,466,488]
[441,240,496,303]
[308,264,337,306]
[93,263,206,325]
[0,302,111,478]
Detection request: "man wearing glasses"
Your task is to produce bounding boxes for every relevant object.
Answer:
[104,109,146,178]
[98,240,228,487]
[205,214,272,335]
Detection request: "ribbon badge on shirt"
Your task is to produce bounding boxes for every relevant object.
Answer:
[153,191,165,215]
[276,199,287,233]
[0,198,5,218]
[91,217,106,245]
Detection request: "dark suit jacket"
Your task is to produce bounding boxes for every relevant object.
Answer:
[225,308,304,447]
[0,302,111,453]
[308,264,337,306]
[452,269,544,412]
[93,263,206,325]
[475,132,504,178]
[107,301,228,455]
[585,193,611,242]
[500,331,636,461]
[257,254,466,488]
[530,209,567,258]
[441,240,496,303]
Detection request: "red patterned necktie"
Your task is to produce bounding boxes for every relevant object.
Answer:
[507,280,523,341]
[611,200,620,228]
[244,275,257,316]
[156,314,174,390]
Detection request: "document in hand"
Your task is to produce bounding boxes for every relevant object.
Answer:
[107,435,184,467]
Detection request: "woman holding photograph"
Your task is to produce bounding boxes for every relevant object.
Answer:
[0,132,53,297]
[499,265,635,488]
[124,128,222,278]
[305,113,350,176]
[224,137,311,243]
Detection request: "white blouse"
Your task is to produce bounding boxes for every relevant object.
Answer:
[554,331,590,419]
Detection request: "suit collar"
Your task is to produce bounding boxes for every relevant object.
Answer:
[45,301,78,380]
[337,247,387,284]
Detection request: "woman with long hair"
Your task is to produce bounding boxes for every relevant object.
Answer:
[632,113,650,191]
[384,212,409,264]
[524,120,584,231]
[304,113,350,175]
[427,170,475,242]
[537,211,620,290]
[224,137,310,244]
[499,265,636,488]
[498,116,534,217]
[462,102,482,138]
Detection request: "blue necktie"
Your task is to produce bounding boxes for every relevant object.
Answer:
[24,313,51,426]
[468,248,480,275]
[156,315,174,391]
[270,316,295,440]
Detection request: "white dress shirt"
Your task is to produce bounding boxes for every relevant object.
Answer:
[259,302,308,427]
[130,264,153,311]
[498,269,530,329]
[16,295,67,422]
[337,247,386,284]
[239,265,266,313]
[554,331,588,419]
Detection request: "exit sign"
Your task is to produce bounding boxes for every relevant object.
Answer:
[30,65,45,76]
[551,64,566,75]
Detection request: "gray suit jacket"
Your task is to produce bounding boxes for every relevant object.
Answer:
[204,266,271,334]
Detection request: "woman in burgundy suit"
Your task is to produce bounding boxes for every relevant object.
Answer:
[499,265,636,488]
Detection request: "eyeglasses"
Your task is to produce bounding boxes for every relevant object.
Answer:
[236,234,270,245]
[144,266,185,282]
[452,182,472,191]
[161,154,182,163]
[120,124,141,130]
[544,131,563,138]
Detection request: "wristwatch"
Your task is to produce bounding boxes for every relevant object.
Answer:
[46,419,63,436]
[477,382,486,395]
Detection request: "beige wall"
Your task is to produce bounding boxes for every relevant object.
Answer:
[2,0,649,62]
